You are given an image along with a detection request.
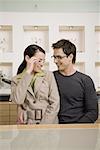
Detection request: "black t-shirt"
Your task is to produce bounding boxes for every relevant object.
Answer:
[53,71,98,123]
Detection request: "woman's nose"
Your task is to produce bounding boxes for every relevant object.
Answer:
[40,61,44,67]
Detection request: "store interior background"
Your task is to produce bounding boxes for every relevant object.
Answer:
[0,0,100,124]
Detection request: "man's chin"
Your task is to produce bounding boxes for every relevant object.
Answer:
[58,66,62,70]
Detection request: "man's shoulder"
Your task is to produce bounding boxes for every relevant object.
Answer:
[76,71,93,82]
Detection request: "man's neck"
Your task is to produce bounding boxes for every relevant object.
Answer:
[59,65,76,76]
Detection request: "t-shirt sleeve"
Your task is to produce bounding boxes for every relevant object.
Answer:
[78,76,98,123]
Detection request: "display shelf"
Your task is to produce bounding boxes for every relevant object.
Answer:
[0,25,12,53]
[0,63,12,89]
[0,52,14,62]
[95,26,100,54]
[95,26,100,88]
[23,25,49,52]
[59,26,85,52]
[0,102,17,125]
[95,26,100,65]
[95,62,100,89]
[74,62,85,73]
[0,89,11,95]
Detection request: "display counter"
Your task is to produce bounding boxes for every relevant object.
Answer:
[0,124,100,150]
[0,102,17,125]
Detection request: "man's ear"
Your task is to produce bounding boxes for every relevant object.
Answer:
[25,55,30,62]
[68,54,73,62]
[69,54,73,59]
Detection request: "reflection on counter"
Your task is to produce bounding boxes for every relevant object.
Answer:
[0,124,100,150]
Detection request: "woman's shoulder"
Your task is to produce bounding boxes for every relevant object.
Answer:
[11,74,20,84]
[11,72,25,83]
[43,70,54,80]
[12,71,33,80]
[43,70,53,76]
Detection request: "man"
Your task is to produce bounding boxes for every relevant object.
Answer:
[52,39,98,123]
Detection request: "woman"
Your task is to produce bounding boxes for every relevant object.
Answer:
[10,44,60,124]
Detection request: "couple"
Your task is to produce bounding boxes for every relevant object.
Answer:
[10,39,98,124]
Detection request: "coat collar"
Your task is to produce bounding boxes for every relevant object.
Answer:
[13,72,46,97]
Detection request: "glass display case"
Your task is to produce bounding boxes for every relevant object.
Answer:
[59,26,85,52]
[23,25,49,52]
[0,25,12,53]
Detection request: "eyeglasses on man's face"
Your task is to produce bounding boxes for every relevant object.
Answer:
[51,55,67,60]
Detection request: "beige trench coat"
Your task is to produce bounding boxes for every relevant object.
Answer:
[10,71,60,124]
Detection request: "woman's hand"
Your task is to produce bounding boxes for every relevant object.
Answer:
[17,106,25,124]
[17,110,25,124]
[26,56,38,74]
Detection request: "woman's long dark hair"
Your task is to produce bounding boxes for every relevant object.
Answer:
[17,44,45,74]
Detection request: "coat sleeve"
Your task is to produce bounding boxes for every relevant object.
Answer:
[40,72,60,124]
[10,72,33,104]
[78,76,98,123]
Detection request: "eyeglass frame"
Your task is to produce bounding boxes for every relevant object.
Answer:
[51,55,67,60]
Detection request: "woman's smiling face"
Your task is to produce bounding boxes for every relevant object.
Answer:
[32,50,45,73]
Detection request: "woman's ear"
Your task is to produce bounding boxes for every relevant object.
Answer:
[25,55,30,62]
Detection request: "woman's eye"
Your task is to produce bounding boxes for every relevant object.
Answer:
[39,59,45,63]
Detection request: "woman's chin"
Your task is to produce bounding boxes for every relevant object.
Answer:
[35,69,42,73]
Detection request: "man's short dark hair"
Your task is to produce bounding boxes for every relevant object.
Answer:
[52,39,76,64]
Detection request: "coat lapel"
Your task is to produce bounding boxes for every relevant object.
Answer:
[27,76,44,98]
[14,73,45,98]
[27,86,35,97]
[34,76,44,94]
[14,75,36,98]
